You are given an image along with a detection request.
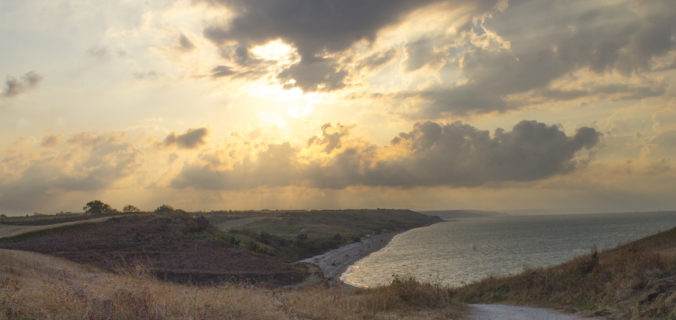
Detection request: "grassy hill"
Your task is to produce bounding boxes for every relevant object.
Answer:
[0,209,439,287]
[213,209,442,261]
[454,226,676,319]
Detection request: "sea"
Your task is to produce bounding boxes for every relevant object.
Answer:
[341,211,676,288]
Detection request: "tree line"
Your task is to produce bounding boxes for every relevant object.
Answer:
[82,200,182,215]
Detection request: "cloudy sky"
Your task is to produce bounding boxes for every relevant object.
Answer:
[1,0,675,214]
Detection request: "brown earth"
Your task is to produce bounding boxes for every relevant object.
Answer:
[0,214,307,287]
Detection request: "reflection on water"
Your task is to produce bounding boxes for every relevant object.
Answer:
[341,211,676,288]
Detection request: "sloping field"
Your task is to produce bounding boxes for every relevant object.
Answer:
[0,210,439,287]
[0,214,307,286]
[456,227,676,319]
[0,249,464,319]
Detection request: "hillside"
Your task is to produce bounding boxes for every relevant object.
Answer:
[421,210,503,220]
[0,209,439,286]
[455,226,676,319]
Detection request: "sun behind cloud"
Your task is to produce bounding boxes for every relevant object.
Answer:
[0,0,674,214]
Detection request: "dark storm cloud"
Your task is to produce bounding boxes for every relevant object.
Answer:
[652,130,676,150]
[171,143,301,189]
[208,46,276,80]
[171,121,600,190]
[201,0,500,91]
[415,0,676,116]
[277,57,347,91]
[203,0,442,57]
[210,65,235,78]
[537,84,667,103]
[87,45,109,59]
[347,121,600,188]
[405,38,438,72]
[164,128,209,149]
[178,34,195,52]
[40,135,60,147]
[3,71,42,98]
[360,49,398,71]
[307,123,350,153]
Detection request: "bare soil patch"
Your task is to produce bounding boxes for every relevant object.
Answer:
[0,214,306,286]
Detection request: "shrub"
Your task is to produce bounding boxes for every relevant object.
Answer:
[154,205,175,213]
[123,205,141,213]
[365,275,456,312]
[577,246,599,274]
[83,200,114,215]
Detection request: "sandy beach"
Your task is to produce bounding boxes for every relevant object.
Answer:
[299,231,401,287]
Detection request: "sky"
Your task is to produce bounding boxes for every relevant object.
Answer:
[1,0,675,215]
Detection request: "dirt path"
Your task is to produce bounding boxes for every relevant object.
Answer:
[467,304,591,320]
[0,216,113,239]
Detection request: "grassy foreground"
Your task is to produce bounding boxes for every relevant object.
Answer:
[0,249,464,320]
[2,212,674,319]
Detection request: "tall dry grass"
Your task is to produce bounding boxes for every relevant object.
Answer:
[455,227,676,319]
[0,250,464,320]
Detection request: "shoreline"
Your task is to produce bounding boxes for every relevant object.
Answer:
[298,231,404,288]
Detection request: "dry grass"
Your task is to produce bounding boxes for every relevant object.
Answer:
[455,227,676,319]
[0,249,464,320]
[280,276,464,320]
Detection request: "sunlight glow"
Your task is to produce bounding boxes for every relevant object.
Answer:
[288,104,314,119]
[251,40,294,61]
[258,111,288,129]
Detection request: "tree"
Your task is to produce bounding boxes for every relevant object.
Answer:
[123,205,141,213]
[154,204,175,213]
[83,200,113,215]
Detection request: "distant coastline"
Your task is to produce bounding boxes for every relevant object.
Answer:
[299,231,401,287]
[300,219,443,287]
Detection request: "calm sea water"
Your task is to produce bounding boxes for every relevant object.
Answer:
[341,211,676,288]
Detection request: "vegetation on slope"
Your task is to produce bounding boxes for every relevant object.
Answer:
[0,213,306,286]
[0,208,439,286]
[455,226,676,319]
[218,209,441,261]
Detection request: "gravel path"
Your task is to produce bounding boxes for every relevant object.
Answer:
[468,304,590,320]
[0,217,113,239]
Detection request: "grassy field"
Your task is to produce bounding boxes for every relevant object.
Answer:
[0,249,465,320]
[454,226,676,319]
